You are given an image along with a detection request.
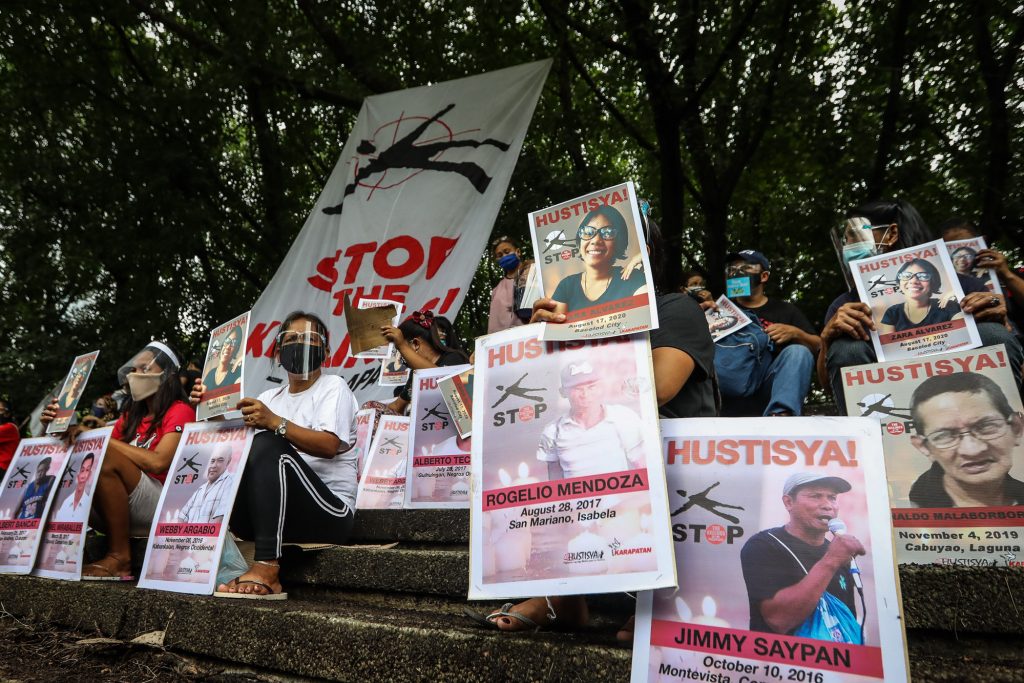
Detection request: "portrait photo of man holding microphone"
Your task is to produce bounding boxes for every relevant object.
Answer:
[740,472,866,644]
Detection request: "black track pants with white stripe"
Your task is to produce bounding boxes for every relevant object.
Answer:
[229,432,354,561]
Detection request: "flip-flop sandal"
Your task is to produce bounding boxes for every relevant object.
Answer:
[462,600,555,631]
[81,563,135,582]
[214,578,287,600]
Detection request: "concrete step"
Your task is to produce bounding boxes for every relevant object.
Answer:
[349,509,468,544]
[900,565,1024,634]
[0,575,630,682]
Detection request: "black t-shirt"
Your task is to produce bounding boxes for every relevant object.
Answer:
[740,526,856,634]
[397,349,469,402]
[649,293,717,418]
[551,266,647,313]
[880,299,962,331]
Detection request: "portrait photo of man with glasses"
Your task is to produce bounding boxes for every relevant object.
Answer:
[908,372,1024,508]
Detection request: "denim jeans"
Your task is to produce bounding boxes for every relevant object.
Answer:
[719,343,814,416]
[825,322,1024,415]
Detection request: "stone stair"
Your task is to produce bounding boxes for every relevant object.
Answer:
[2,510,1024,681]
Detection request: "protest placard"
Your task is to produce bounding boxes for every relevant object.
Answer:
[138,420,252,594]
[631,417,908,683]
[197,312,249,421]
[842,345,1024,566]
[438,367,473,438]
[528,181,658,341]
[353,408,377,481]
[406,365,472,508]
[345,295,402,358]
[945,237,1003,295]
[849,239,981,361]
[356,416,411,509]
[0,437,72,574]
[33,428,112,580]
[47,351,99,434]
[707,295,753,342]
[378,346,411,387]
[469,325,674,599]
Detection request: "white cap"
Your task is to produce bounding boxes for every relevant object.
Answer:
[783,472,852,496]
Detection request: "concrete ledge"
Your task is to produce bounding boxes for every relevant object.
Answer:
[0,576,630,682]
[900,565,1024,634]
[349,509,468,543]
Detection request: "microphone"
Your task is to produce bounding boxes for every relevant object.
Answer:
[827,518,863,591]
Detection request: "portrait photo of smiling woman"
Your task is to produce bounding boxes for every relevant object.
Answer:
[549,204,648,313]
[877,258,963,334]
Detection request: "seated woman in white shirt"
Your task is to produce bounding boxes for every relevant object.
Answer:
[192,311,358,600]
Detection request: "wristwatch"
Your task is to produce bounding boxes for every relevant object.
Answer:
[275,419,288,438]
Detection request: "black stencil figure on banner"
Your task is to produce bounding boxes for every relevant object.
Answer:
[380,436,402,450]
[542,230,576,253]
[322,104,512,213]
[855,393,913,421]
[491,373,545,408]
[423,403,450,421]
[671,482,745,524]
[177,453,201,475]
[866,273,901,294]
[11,465,28,481]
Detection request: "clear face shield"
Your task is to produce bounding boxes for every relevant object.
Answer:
[276,320,328,381]
[831,217,890,290]
[116,341,180,402]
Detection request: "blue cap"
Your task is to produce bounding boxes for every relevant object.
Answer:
[726,249,771,272]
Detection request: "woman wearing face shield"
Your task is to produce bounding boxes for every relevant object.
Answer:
[192,311,359,599]
[41,341,194,580]
[818,199,1023,414]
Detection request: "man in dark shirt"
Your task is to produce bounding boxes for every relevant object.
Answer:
[740,472,864,640]
[16,458,55,520]
[716,250,821,416]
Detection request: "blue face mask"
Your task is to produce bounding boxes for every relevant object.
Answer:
[498,253,520,271]
[726,276,755,298]
[842,243,876,263]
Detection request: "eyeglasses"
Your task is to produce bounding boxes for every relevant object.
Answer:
[726,266,761,277]
[922,416,1014,450]
[897,271,932,282]
[277,330,326,346]
[578,225,616,240]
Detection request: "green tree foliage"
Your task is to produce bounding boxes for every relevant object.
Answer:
[0,0,1021,418]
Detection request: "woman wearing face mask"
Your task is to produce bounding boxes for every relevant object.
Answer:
[378,310,471,415]
[41,341,194,580]
[550,205,647,314]
[195,311,359,600]
[819,199,1022,414]
[0,399,20,479]
[488,236,535,333]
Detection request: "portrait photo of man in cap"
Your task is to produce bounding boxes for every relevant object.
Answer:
[740,472,866,643]
[535,361,644,481]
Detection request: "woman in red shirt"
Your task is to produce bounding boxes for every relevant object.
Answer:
[0,399,20,478]
[42,341,194,580]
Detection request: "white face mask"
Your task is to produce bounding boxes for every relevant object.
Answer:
[127,372,162,402]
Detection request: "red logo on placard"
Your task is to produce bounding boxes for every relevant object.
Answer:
[518,405,536,422]
[705,524,727,544]
[886,422,905,436]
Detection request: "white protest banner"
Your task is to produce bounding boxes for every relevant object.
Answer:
[47,351,99,434]
[197,312,249,421]
[946,237,1003,295]
[0,437,72,574]
[849,238,981,361]
[632,418,908,683]
[33,427,112,580]
[353,299,403,359]
[378,346,411,387]
[469,324,673,599]
[841,345,1024,566]
[353,408,377,481]
[707,295,753,342]
[438,367,474,438]
[406,365,472,509]
[244,60,550,404]
[138,420,252,594]
[529,181,658,341]
[356,416,410,509]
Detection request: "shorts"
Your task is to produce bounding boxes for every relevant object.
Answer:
[128,474,162,537]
